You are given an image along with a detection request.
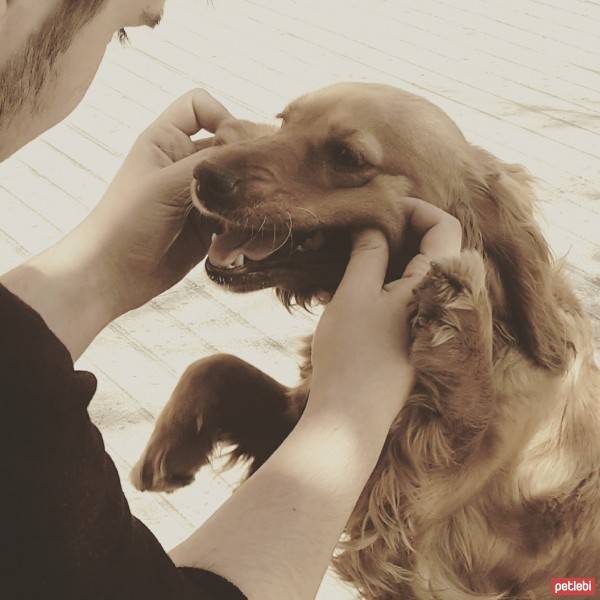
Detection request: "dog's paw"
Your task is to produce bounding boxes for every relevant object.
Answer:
[410,250,490,352]
[130,414,212,493]
[130,446,196,494]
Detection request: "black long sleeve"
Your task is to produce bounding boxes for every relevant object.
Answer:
[0,285,246,600]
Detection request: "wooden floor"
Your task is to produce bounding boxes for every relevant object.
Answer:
[1,1,599,597]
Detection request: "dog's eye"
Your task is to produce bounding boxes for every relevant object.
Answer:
[328,141,366,171]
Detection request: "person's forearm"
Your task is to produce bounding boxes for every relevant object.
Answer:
[169,380,410,600]
[0,223,114,361]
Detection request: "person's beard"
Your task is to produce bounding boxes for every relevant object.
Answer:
[0,0,105,133]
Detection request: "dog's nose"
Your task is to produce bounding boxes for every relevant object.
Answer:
[194,162,239,203]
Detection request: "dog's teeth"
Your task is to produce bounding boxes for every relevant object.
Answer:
[304,231,325,251]
[233,254,245,267]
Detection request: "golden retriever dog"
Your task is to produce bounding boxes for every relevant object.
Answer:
[131,83,600,599]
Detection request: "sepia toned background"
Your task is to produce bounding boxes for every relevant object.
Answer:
[1,1,599,597]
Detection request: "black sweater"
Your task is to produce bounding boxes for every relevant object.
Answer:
[0,285,246,600]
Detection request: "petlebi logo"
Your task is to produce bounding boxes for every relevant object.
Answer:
[552,578,596,597]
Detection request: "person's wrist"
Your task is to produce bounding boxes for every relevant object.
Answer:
[69,208,137,321]
[0,223,118,359]
[305,363,415,435]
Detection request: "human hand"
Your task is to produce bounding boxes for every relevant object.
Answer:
[81,88,233,318]
[1,90,238,359]
[309,197,462,427]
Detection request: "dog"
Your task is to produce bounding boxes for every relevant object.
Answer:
[131,83,600,599]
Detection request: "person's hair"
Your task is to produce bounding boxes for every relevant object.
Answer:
[0,0,109,123]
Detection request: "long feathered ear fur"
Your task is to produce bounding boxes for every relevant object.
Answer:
[457,148,568,372]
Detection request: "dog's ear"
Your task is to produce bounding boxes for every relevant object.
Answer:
[461,148,567,371]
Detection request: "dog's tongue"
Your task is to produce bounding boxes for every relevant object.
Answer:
[208,230,290,266]
[208,231,252,266]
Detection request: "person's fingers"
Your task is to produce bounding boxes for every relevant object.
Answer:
[420,216,462,262]
[385,253,431,294]
[157,144,220,201]
[194,136,216,152]
[403,253,433,280]
[189,209,220,249]
[335,229,389,299]
[401,197,462,262]
[162,210,215,277]
[154,89,233,137]
[382,277,415,310]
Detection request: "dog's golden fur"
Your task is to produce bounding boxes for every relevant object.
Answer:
[132,83,600,599]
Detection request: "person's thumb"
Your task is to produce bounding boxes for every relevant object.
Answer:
[163,210,215,277]
[335,229,389,300]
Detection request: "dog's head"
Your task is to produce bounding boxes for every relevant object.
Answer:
[195,84,470,297]
[194,83,567,370]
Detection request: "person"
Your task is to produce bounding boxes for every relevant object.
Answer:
[0,1,462,599]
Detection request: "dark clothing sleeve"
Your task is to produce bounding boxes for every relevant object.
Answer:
[0,286,246,600]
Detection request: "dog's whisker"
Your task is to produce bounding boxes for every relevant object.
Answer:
[267,215,293,255]
[253,215,268,242]
[287,211,295,258]
[296,206,321,225]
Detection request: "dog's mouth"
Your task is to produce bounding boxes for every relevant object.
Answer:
[205,222,351,293]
